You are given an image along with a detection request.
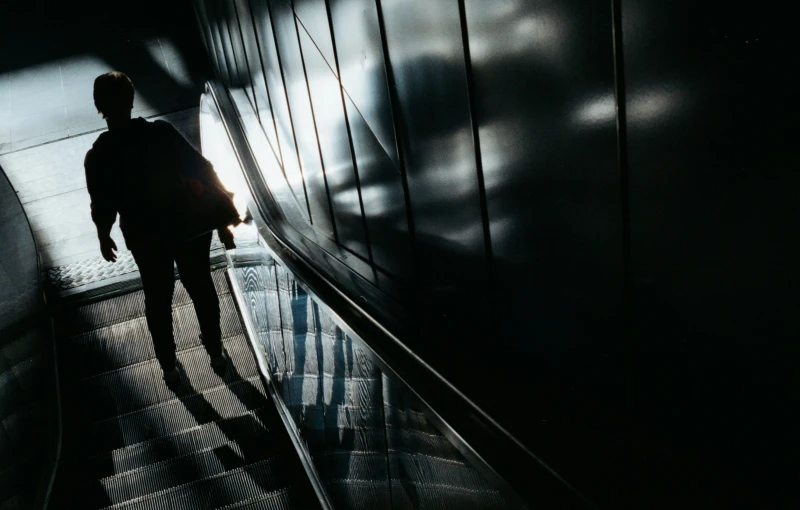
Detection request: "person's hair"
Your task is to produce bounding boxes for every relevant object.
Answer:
[93,72,135,119]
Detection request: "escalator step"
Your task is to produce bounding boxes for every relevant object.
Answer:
[63,295,244,377]
[75,335,259,422]
[89,435,288,506]
[52,269,320,509]
[87,407,271,481]
[99,463,307,510]
[60,272,230,335]
[223,489,311,510]
[84,376,267,455]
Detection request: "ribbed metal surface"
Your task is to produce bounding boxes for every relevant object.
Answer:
[49,269,319,509]
[88,408,270,479]
[230,257,509,509]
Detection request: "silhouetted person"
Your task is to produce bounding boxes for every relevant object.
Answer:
[84,71,235,386]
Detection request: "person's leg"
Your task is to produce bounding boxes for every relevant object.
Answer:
[131,243,177,372]
[175,232,222,358]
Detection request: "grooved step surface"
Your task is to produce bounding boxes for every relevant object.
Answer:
[49,269,319,510]
[88,408,271,481]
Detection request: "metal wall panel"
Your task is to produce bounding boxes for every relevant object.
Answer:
[194,1,225,82]
[329,0,398,167]
[379,0,491,382]
[299,27,370,261]
[293,0,337,73]
[233,0,281,158]
[203,0,232,85]
[208,0,240,86]
[223,0,253,89]
[268,0,334,239]
[344,94,412,281]
[463,0,625,505]
[249,0,310,219]
[623,3,800,507]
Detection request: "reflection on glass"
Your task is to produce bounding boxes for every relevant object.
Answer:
[229,245,508,509]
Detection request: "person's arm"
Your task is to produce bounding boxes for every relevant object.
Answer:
[85,148,119,262]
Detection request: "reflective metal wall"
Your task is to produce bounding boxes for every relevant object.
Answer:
[195,0,800,506]
[0,165,58,508]
[193,0,621,506]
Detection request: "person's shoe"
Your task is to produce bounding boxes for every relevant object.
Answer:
[163,367,180,387]
[210,352,227,374]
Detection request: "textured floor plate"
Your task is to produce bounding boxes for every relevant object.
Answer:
[47,224,259,292]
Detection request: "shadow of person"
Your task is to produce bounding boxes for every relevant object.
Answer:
[165,352,316,504]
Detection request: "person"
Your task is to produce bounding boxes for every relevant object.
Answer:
[84,71,236,387]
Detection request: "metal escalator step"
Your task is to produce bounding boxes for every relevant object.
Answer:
[87,407,272,481]
[90,434,287,506]
[325,480,392,509]
[388,480,506,510]
[78,335,259,421]
[388,450,491,490]
[100,462,310,510]
[324,451,389,482]
[63,294,244,378]
[85,376,268,455]
[220,489,312,510]
[60,271,230,335]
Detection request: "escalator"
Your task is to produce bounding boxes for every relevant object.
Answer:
[48,269,321,509]
[10,79,577,509]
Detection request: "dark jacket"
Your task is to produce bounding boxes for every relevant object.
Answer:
[85,117,223,249]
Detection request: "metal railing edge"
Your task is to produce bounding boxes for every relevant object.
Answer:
[224,265,334,510]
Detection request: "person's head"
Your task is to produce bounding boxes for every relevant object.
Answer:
[93,72,134,119]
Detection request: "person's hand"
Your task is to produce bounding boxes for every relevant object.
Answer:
[100,236,118,262]
[218,227,236,250]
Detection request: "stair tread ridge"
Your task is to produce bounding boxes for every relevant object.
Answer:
[85,407,272,480]
[63,291,239,341]
[84,374,266,428]
[92,431,280,498]
[217,487,308,510]
[82,375,268,454]
[103,484,301,510]
[98,433,275,486]
[78,355,261,422]
[96,457,302,510]
[69,331,244,382]
[61,271,231,335]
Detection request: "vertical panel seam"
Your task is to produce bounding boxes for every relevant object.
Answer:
[202,0,230,84]
[374,0,419,289]
[231,1,258,117]
[247,0,286,171]
[266,0,314,223]
[457,0,496,301]
[293,8,340,244]
[212,0,238,85]
[611,0,634,387]
[191,0,215,75]
[325,0,377,276]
